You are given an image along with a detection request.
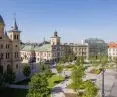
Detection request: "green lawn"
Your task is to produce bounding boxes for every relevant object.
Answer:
[0,88,28,97]
[48,75,64,88]
[14,74,64,89]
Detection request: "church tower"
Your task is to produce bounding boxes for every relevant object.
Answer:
[0,15,5,38]
[8,18,21,72]
[50,31,61,45]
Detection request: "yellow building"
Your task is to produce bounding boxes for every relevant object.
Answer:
[0,15,21,73]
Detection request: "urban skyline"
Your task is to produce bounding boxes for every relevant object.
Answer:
[0,0,117,43]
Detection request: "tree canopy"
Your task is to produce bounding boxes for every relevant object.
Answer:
[27,73,49,97]
[22,65,31,77]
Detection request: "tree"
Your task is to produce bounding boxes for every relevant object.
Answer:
[3,68,16,84]
[39,63,52,78]
[56,65,63,79]
[71,65,85,94]
[80,56,84,65]
[76,57,81,65]
[27,73,49,97]
[82,80,98,97]
[23,65,31,78]
[114,57,117,72]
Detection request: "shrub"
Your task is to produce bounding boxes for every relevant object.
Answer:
[22,65,31,77]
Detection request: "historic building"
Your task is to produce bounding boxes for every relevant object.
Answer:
[108,42,117,61]
[20,32,89,63]
[63,43,89,60]
[20,32,65,63]
[0,15,21,73]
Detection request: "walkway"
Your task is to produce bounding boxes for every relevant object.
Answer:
[7,84,28,89]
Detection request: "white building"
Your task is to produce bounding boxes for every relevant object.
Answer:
[108,42,117,60]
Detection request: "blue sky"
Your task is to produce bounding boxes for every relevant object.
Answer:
[0,0,117,43]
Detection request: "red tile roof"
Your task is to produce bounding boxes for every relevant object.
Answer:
[108,42,117,48]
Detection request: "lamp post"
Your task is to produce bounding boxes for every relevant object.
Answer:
[98,50,105,97]
[101,68,105,97]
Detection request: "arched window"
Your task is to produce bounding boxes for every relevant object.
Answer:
[17,35,19,40]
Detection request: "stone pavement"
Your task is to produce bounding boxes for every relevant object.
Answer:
[95,69,117,97]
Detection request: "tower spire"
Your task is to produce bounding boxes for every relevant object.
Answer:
[5,30,8,36]
[13,13,18,30]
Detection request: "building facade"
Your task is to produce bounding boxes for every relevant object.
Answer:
[20,32,89,63]
[0,15,21,73]
[20,32,65,63]
[108,42,117,61]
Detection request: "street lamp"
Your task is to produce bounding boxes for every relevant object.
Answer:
[98,50,105,97]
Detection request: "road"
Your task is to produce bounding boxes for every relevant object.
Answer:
[109,76,117,97]
[95,69,117,97]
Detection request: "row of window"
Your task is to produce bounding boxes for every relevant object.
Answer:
[0,53,10,59]
[109,53,117,56]
[10,35,19,40]
[0,44,10,49]
[0,52,19,59]
[21,52,51,57]
[109,48,117,51]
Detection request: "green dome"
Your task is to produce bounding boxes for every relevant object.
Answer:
[0,15,5,25]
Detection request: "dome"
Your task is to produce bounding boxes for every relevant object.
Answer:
[0,15,5,25]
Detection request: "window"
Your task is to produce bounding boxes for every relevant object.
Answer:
[14,35,16,39]
[17,35,19,40]
[6,44,9,49]
[6,44,7,48]
[6,53,7,59]
[0,53,4,59]
[8,53,10,59]
[1,44,3,49]
[16,64,18,69]
[15,52,18,58]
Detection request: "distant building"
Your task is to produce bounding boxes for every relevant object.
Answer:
[20,32,89,63]
[20,31,65,63]
[108,42,117,60]
[64,43,89,60]
[0,15,21,73]
[84,38,108,59]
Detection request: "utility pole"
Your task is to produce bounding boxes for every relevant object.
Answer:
[101,68,105,97]
[99,48,105,97]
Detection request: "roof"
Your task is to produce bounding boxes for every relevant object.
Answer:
[21,43,52,52]
[21,45,35,51]
[34,44,52,51]
[108,42,117,48]
[85,38,105,43]
[0,15,5,25]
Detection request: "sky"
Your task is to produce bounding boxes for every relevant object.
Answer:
[0,0,117,43]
